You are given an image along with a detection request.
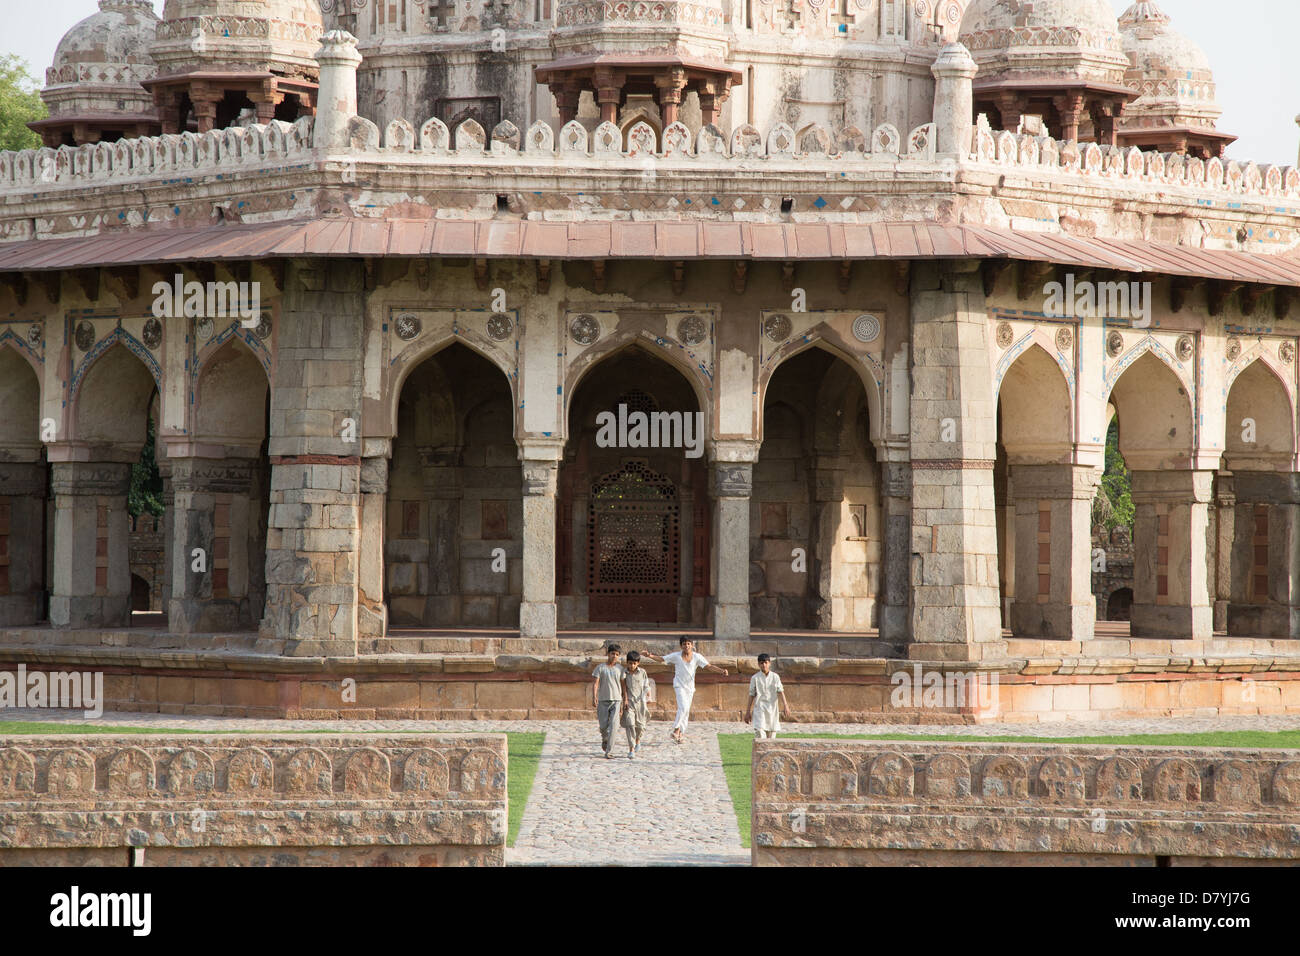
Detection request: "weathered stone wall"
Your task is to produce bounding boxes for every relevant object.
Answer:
[0,734,507,866]
[752,739,1300,865]
[1092,526,1135,621]
[129,514,164,612]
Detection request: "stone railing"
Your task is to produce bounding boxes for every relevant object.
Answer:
[752,740,1300,865]
[0,734,507,866]
[969,116,1300,200]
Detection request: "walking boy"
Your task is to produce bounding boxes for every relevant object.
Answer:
[592,644,625,758]
[641,637,727,743]
[744,653,790,739]
[621,650,652,758]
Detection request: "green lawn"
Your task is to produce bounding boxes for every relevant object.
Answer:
[0,722,545,848]
[719,730,1300,848]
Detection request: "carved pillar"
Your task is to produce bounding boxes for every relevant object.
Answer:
[1227,472,1300,638]
[50,462,133,628]
[997,92,1023,133]
[930,42,977,157]
[519,442,561,639]
[594,69,623,125]
[655,68,687,127]
[1053,93,1086,143]
[711,443,758,639]
[554,84,581,126]
[357,454,389,640]
[810,461,846,630]
[313,30,363,150]
[878,459,912,644]
[1009,464,1098,640]
[421,446,463,625]
[159,460,174,619]
[190,89,220,134]
[1130,469,1214,639]
[908,261,1003,660]
[1213,473,1234,632]
[1089,100,1117,147]
[0,462,47,625]
[168,457,257,633]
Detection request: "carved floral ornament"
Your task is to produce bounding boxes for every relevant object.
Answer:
[1055,326,1073,352]
[394,312,422,341]
[74,321,95,352]
[26,324,41,347]
[853,313,880,344]
[763,313,793,342]
[995,321,1013,349]
[486,312,512,341]
[1282,341,1296,365]
[676,314,707,346]
[1176,335,1194,362]
[569,314,600,345]
[1106,330,1124,357]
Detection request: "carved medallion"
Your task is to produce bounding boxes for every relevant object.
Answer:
[995,321,1013,349]
[73,321,95,352]
[254,312,272,341]
[1226,337,1241,361]
[486,312,512,341]
[1055,327,1073,352]
[677,314,707,346]
[1281,341,1296,365]
[196,317,214,343]
[1106,330,1124,357]
[1176,335,1194,362]
[394,312,422,341]
[26,324,41,348]
[569,314,600,345]
[764,313,793,342]
[142,318,163,350]
[852,313,881,344]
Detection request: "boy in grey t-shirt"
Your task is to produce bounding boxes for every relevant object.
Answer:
[621,651,652,758]
[591,644,626,758]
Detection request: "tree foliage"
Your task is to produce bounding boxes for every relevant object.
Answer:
[129,415,165,518]
[1092,417,1134,531]
[0,55,45,153]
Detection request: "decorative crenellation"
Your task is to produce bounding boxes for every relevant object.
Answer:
[969,116,1300,199]
[0,736,507,800]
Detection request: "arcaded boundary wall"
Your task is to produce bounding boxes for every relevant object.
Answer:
[0,734,506,866]
[752,739,1300,865]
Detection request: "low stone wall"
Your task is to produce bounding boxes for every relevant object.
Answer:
[752,740,1300,866]
[0,734,507,866]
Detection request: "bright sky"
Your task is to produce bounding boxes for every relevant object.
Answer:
[3,0,1293,165]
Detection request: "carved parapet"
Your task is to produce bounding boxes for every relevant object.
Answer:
[753,740,1300,865]
[0,735,507,866]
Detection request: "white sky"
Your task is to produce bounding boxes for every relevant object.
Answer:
[3,0,1293,165]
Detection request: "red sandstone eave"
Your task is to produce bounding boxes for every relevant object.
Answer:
[2,219,1300,287]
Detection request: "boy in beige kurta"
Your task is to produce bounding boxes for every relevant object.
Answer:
[745,654,790,739]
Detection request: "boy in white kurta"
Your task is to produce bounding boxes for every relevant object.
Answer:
[745,654,790,739]
[641,637,727,743]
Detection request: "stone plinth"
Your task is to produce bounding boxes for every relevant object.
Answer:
[49,462,133,628]
[0,735,507,866]
[0,462,47,626]
[752,739,1300,866]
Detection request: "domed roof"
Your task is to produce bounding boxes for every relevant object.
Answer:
[45,0,159,92]
[151,0,324,80]
[958,0,1129,86]
[1117,1,1225,138]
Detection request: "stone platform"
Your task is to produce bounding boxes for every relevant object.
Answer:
[751,739,1300,865]
[0,734,507,866]
[2,625,1299,723]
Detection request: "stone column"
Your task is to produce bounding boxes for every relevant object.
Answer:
[313,30,362,150]
[811,461,845,630]
[49,462,132,628]
[0,461,47,625]
[257,260,365,657]
[167,457,257,633]
[931,43,977,157]
[1130,469,1214,639]
[1226,472,1300,638]
[421,447,463,625]
[1009,464,1098,640]
[1053,93,1086,143]
[711,442,758,639]
[159,461,174,617]
[1213,473,1234,632]
[519,442,562,640]
[909,261,1003,660]
[878,459,912,644]
[357,453,389,640]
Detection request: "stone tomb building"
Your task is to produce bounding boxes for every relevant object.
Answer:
[1,0,1300,719]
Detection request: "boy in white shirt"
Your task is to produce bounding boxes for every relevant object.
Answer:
[641,637,727,744]
[744,653,790,739]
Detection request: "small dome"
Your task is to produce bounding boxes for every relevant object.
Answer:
[152,0,324,80]
[960,0,1119,38]
[45,0,159,93]
[959,0,1129,86]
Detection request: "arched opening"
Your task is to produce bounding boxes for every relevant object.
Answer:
[1223,358,1299,637]
[0,348,48,626]
[559,345,706,626]
[754,347,880,630]
[178,337,272,632]
[130,572,152,612]
[995,342,1091,639]
[385,343,520,628]
[1106,587,1133,622]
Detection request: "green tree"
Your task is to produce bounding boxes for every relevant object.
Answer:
[1092,417,1134,532]
[129,415,165,518]
[0,55,45,152]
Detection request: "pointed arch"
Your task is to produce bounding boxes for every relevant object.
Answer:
[996,342,1074,463]
[193,335,270,453]
[0,327,43,381]
[0,345,41,455]
[384,331,517,441]
[1225,356,1297,471]
[1105,349,1195,470]
[71,339,158,457]
[619,109,662,150]
[564,334,713,445]
[757,337,883,448]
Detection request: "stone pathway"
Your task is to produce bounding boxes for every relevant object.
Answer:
[3,710,1298,866]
